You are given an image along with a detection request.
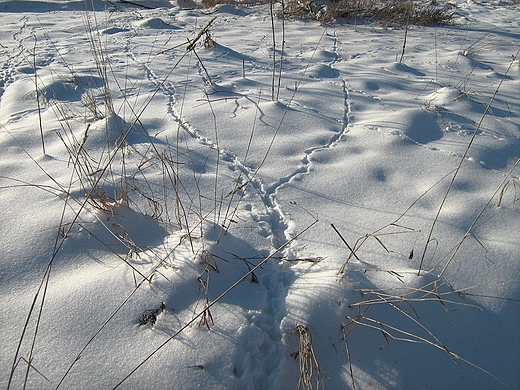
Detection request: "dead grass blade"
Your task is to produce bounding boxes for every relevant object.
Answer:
[346,314,512,389]
[341,325,356,390]
[350,278,483,312]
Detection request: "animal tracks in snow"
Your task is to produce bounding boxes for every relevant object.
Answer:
[2,3,519,389]
[119,16,357,383]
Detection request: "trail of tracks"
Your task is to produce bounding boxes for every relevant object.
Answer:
[125,20,353,387]
[1,15,30,111]
[264,30,352,221]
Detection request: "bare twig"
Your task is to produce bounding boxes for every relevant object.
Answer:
[331,223,361,269]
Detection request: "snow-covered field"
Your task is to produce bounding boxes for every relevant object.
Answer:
[1,0,519,389]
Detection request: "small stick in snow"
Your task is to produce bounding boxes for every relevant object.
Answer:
[331,223,361,265]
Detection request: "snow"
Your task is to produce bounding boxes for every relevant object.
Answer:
[1,0,519,389]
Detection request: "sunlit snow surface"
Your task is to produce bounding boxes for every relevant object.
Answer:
[1,0,519,389]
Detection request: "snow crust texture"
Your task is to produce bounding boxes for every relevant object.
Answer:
[1,0,519,389]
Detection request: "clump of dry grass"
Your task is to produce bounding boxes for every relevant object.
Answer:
[291,325,325,390]
[281,0,454,26]
[199,0,454,26]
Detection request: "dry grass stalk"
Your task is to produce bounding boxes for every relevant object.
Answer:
[341,325,356,390]
[335,166,460,276]
[186,16,217,52]
[345,313,511,388]
[292,325,325,390]
[350,281,482,312]
[421,49,520,277]
[196,251,220,329]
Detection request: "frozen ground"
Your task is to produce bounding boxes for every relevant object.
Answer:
[1,0,519,389]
